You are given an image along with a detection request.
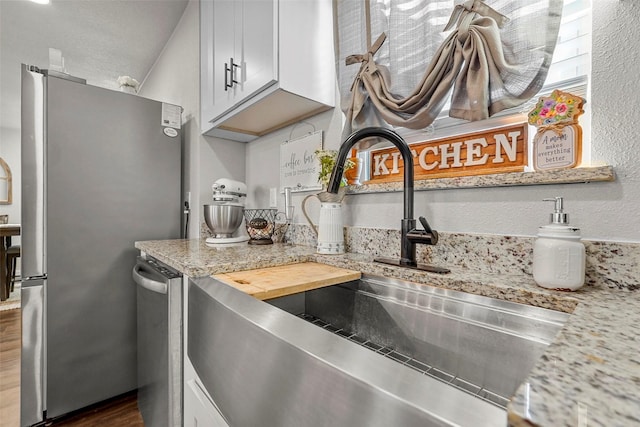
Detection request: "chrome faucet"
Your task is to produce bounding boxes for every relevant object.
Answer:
[327,127,450,274]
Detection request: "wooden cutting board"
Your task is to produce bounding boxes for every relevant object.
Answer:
[212,262,361,300]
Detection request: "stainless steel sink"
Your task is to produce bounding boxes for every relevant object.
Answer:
[270,275,570,406]
[189,274,569,427]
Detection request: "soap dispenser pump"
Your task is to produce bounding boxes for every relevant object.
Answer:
[532,197,586,291]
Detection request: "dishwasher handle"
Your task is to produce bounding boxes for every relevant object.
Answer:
[133,263,168,294]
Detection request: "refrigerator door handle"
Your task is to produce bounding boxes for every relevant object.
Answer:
[21,65,46,279]
[133,264,168,294]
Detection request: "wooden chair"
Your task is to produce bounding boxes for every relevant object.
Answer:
[1,214,20,294]
[7,244,20,292]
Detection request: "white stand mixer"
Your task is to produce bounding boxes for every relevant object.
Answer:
[204,179,250,245]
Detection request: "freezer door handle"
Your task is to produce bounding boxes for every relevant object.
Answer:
[133,263,168,294]
[21,280,45,426]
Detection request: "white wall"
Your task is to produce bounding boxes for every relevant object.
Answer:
[244,0,640,243]
[139,0,245,238]
[244,107,344,209]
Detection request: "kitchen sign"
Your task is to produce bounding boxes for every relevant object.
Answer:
[367,123,528,183]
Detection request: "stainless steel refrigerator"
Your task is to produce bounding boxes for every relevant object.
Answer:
[20,64,184,426]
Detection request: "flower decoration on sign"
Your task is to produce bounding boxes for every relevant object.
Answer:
[314,149,355,187]
[528,90,584,127]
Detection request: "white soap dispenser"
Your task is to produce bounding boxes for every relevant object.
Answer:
[532,197,586,291]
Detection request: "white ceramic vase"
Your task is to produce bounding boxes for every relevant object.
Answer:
[302,188,346,254]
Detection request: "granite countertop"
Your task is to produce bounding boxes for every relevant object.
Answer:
[135,239,640,427]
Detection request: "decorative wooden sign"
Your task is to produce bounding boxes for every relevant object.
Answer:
[528,90,584,171]
[532,125,582,170]
[367,123,528,183]
[279,130,323,192]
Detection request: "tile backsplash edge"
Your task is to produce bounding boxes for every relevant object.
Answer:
[285,224,639,291]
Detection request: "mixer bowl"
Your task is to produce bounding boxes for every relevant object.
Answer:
[204,204,244,238]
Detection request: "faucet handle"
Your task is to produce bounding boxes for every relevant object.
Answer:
[406,216,439,245]
[418,216,434,234]
[419,216,439,243]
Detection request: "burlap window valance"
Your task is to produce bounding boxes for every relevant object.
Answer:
[335,0,564,146]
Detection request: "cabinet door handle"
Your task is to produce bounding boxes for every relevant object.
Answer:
[224,62,231,90]
[225,58,239,91]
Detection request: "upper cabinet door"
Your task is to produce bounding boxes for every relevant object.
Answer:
[239,0,277,99]
[200,0,218,122]
[206,0,277,122]
[209,0,236,118]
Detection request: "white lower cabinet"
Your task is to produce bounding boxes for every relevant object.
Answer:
[184,378,229,427]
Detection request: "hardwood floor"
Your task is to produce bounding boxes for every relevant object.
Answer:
[0,308,144,426]
[52,392,143,427]
[0,308,20,427]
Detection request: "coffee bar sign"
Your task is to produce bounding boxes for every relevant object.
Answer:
[367,124,528,183]
[280,130,323,192]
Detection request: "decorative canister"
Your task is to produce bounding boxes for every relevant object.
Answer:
[243,209,277,245]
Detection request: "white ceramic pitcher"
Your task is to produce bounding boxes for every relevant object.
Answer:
[301,190,345,254]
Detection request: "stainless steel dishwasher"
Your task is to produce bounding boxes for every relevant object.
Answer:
[133,256,183,427]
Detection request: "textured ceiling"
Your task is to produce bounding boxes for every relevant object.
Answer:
[0,0,189,132]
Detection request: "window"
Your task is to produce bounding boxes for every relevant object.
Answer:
[336,0,593,180]
[425,0,591,130]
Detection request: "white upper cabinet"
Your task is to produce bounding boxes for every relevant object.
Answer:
[207,0,277,121]
[200,0,335,142]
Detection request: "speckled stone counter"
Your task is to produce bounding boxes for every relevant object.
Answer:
[135,236,640,427]
[135,239,317,277]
